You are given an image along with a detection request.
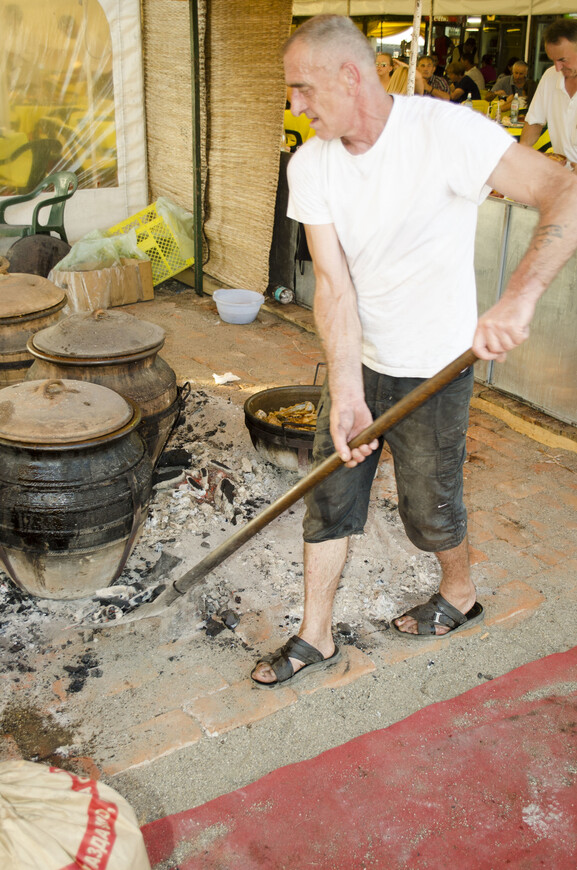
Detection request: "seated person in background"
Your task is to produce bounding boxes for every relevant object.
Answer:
[486,61,537,110]
[376,52,394,90]
[494,56,520,90]
[460,53,485,93]
[480,54,497,85]
[386,59,424,95]
[417,55,450,99]
[446,62,481,102]
[452,37,477,66]
[431,52,443,77]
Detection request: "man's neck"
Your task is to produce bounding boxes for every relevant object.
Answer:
[341,93,393,155]
[564,75,577,98]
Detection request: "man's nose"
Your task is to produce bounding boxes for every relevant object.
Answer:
[554,60,564,71]
[290,90,306,115]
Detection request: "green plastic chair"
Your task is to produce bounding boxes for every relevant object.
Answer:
[0,171,78,243]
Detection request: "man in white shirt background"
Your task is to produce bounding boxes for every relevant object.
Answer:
[521,19,577,161]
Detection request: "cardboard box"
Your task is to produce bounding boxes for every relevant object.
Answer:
[49,258,154,312]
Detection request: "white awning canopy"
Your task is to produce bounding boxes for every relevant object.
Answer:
[293,1,575,16]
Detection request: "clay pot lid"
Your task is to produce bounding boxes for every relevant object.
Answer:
[0,379,133,444]
[0,274,66,318]
[31,309,165,359]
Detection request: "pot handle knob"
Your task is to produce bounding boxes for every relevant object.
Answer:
[43,379,67,398]
[92,309,108,320]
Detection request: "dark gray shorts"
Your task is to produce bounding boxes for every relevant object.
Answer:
[303,365,474,552]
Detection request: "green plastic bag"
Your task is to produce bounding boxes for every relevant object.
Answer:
[156,197,195,260]
[53,229,147,272]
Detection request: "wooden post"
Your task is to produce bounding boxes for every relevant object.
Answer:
[407,0,423,97]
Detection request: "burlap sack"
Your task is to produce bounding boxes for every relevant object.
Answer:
[0,760,151,870]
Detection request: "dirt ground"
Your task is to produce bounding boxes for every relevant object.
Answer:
[1,280,577,825]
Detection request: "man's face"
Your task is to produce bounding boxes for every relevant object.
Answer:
[512,65,528,88]
[546,38,577,79]
[417,58,435,80]
[284,42,353,140]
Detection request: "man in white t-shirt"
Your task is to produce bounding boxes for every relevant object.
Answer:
[521,19,577,160]
[250,15,577,687]
[461,53,485,93]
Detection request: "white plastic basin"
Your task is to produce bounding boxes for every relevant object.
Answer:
[213,289,264,324]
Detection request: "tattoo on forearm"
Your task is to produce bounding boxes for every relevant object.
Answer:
[532,224,564,250]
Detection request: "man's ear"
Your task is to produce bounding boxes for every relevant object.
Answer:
[340,61,361,93]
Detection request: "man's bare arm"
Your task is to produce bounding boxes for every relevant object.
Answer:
[520,122,544,148]
[474,144,577,359]
[305,223,377,465]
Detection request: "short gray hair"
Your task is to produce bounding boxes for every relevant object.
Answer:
[284,15,375,71]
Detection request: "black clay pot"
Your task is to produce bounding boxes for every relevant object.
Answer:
[0,379,152,599]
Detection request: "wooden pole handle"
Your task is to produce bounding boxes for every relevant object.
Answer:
[172,349,478,596]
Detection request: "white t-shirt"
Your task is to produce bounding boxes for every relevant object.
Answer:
[287,96,513,378]
[525,66,577,161]
[467,66,485,93]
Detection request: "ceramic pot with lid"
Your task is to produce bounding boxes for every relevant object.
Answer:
[26,308,179,466]
[0,378,153,599]
[0,273,67,387]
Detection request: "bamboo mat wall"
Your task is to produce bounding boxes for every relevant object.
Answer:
[142,0,293,292]
[142,1,207,220]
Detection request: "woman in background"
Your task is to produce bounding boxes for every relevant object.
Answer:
[376,53,394,90]
[386,59,424,95]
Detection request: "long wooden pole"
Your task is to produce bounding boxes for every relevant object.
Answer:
[407,0,423,97]
[100,348,478,624]
[168,348,478,599]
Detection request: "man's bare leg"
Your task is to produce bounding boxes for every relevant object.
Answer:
[251,537,348,684]
[393,536,476,635]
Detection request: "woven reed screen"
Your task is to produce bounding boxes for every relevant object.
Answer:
[142,0,293,293]
[203,0,293,292]
[142,1,207,219]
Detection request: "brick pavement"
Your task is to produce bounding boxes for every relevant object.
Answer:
[1,289,576,787]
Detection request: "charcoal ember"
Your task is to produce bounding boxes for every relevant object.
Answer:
[205,617,225,637]
[93,585,133,602]
[211,459,231,470]
[128,584,165,607]
[96,596,128,609]
[220,609,240,629]
[157,448,192,468]
[220,478,235,504]
[188,477,206,491]
[68,679,85,693]
[63,664,87,675]
[152,468,186,489]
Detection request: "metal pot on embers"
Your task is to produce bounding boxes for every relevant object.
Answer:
[0,273,67,387]
[244,384,321,475]
[25,308,181,466]
[0,378,153,599]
